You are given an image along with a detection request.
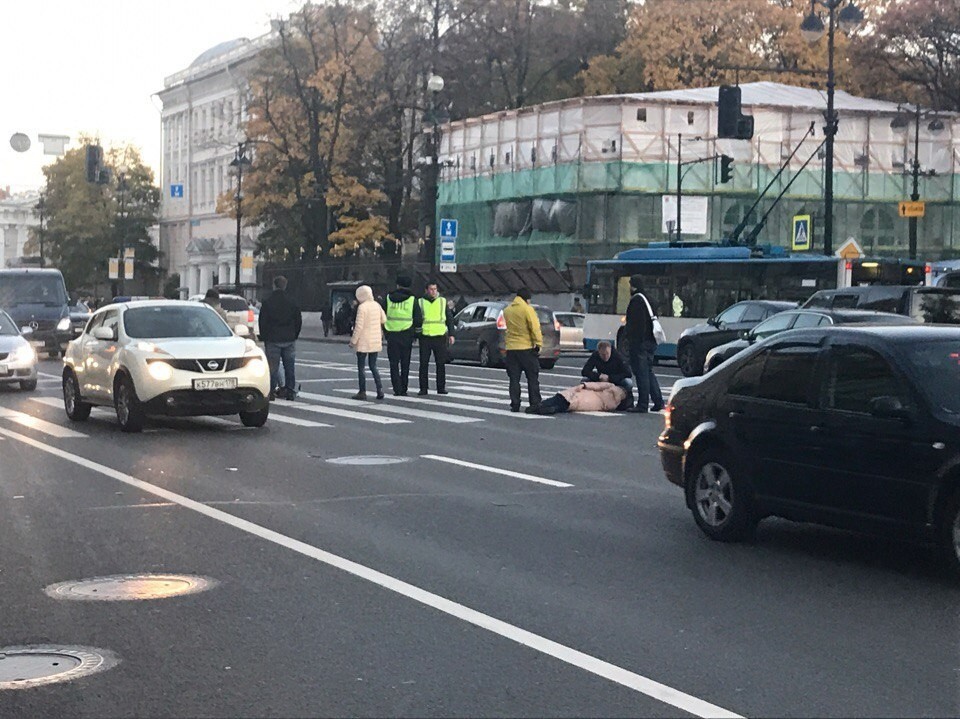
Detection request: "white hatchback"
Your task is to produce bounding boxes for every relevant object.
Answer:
[62,300,271,432]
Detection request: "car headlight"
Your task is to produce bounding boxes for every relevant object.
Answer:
[147,361,173,381]
[57,317,71,331]
[246,358,267,377]
[9,345,36,364]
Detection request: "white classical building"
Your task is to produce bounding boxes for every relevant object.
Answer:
[0,191,40,267]
[157,30,277,298]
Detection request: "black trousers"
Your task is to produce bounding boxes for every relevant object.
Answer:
[385,332,414,394]
[505,349,542,410]
[419,335,447,392]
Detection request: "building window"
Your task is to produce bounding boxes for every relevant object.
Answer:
[860,207,897,253]
[687,111,695,125]
[722,202,753,239]
[637,108,647,122]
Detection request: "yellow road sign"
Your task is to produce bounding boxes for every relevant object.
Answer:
[899,201,925,218]
[836,238,864,260]
[792,214,811,251]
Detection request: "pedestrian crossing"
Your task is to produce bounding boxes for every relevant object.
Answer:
[0,359,667,439]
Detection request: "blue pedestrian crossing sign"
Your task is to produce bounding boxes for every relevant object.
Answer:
[439,218,458,239]
[170,184,184,198]
[792,214,811,251]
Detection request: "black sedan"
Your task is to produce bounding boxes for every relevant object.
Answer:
[675,300,796,377]
[702,308,915,373]
[658,325,960,576]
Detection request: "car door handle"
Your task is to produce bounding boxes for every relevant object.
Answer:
[728,411,743,418]
[809,425,823,433]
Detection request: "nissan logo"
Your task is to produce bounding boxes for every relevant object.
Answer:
[29,321,38,330]
[207,360,220,370]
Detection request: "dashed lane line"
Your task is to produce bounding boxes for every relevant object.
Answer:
[421,454,573,488]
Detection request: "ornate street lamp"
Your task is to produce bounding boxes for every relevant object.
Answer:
[116,162,130,295]
[229,130,252,295]
[422,73,445,276]
[801,0,862,256]
[34,193,45,268]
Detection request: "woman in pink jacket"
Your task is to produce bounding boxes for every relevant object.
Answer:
[349,285,386,400]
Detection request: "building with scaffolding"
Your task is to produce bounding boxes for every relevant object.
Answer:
[436,82,959,270]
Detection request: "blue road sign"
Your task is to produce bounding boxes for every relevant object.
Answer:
[170,184,184,198]
[439,218,458,239]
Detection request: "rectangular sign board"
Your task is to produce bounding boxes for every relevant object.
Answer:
[108,258,119,280]
[899,201,925,218]
[792,214,812,251]
[439,262,457,273]
[661,196,709,235]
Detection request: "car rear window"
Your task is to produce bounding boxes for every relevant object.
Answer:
[902,341,960,414]
[757,346,819,404]
[535,308,553,324]
[219,297,249,311]
[910,290,960,324]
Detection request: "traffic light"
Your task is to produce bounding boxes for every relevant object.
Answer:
[719,155,734,184]
[717,85,755,140]
[85,145,102,183]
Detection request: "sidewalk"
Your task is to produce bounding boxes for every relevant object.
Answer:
[298,312,350,344]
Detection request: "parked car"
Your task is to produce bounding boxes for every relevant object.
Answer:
[189,293,257,337]
[703,308,915,373]
[0,309,38,391]
[63,300,270,432]
[675,300,797,377]
[659,325,960,576]
[804,285,960,324]
[69,301,92,337]
[554,312,585,351]
[447,301,561,369]
[0,268,73,358]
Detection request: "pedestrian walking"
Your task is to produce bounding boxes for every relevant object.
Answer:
[624,276,664,413]
[571,296,584,313]
[454,294,468,314]
[349,285,386,400]
[383,275,422,396]
[417,281,454,395]
[203,288,229,325]
[320,303,332,337]
[502,286,543,414]
[259,275,303,401]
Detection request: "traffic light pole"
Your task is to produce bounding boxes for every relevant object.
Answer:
[675,134,682,242]
[909,104,921,260]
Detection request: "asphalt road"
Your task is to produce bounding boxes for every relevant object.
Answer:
[1,344,959,718]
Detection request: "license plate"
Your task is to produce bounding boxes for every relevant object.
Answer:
[192,378,238,391]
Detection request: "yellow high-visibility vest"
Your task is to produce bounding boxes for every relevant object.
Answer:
[384,296,415,332]
[420,297,447,336]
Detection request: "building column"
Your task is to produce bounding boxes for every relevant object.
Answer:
[191,265,202,295]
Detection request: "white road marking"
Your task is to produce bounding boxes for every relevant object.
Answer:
[297,391,482,424]
[421,454,573,488]
[267,413,333,428]
[333,389,548,420]
[273,399,409,425]
[297,378,354,383]
[37,371,62,380]
[0,427,742,719]
[0,407,86,438]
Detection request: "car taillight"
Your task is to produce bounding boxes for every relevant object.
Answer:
[663,404,673,427]
[247,309,255,323]
[496,312,506,330]
[554,318,561,332]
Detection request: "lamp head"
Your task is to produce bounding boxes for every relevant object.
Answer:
[837,2,864,33]
[800,11,825,42]
[427,74,445,93]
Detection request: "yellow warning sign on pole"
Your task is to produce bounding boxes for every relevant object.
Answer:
[899,201,925,218]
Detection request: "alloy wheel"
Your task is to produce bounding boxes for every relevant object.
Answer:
[694,462,734,528]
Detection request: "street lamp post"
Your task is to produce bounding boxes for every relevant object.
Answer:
[230,135,252,295]
[35,194,45,268]
[892,104,943,260]
[423,73,444,276]
[116,164,129,296]
[801,0,863,257]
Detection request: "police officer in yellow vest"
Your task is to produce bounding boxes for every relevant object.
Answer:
[417,281,454,395]
[384,275,422,396]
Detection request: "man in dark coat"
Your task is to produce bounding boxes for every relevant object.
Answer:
[259,275,302,401]
[581,340,634,408]
[383,275,422,395]
[624,276,663,413]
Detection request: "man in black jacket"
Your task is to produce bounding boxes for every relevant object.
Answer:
[259,275,302,401]
[624,276,663,413]
[581,340,634,408]
[383,276,423,396]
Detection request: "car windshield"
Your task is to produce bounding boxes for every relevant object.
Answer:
[0,275,68,307]
[901,341,960,414]
[123,306,233,339]
[219,296,249,311]
[0,312,18,335]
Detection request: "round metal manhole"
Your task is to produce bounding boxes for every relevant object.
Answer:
[0,645,118,690]
[44,574,217,602]
[324,455,411,466]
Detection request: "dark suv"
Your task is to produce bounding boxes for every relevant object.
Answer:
[659,325,960,576]
[675,300,796,377]
[0,269,73,357]
[448,301,561,369]
[804,285,960,324]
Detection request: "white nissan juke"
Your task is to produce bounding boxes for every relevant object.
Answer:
[63,300,271,433]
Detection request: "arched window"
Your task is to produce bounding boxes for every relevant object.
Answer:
[860,207,896,254]
[722,202,753,239]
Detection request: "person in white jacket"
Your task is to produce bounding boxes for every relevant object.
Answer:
[349,285,387,400]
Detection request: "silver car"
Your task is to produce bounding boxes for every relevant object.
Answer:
[0,310,39,391]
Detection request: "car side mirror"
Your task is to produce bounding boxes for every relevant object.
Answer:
[869,396,911,422]
[235,324,250,337]
[93,326,115,341]
[707,317,719,328]
[20,326,33,336]
[740,329,751,341]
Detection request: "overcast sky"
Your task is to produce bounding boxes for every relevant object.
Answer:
[1,0,302,195]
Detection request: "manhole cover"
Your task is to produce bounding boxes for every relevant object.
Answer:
[44,574,217,601]
[324,455,410,466]
[0,645,117,690]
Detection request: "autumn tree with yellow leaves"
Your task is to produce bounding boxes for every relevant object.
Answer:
[219,2,394,261]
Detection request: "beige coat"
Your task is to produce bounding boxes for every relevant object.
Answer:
[559,381,627,412]
[350,285,386,353]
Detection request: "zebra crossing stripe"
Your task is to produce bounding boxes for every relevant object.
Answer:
[297,391,482,424]
[273,398,410,424]
[0,406,87,438]
[333,389,548,419]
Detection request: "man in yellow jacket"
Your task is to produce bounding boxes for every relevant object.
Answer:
[502,286,543,413]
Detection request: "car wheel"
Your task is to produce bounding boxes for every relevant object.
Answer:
[114,374,145,433]
[240,406,269,427]
[63,371,91,421]
[686,448,756,542]
[938,490,960,579]
[677,342,702,377]
[539,359,556,370]
[478,342,491,368]
[20,379,37,391]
